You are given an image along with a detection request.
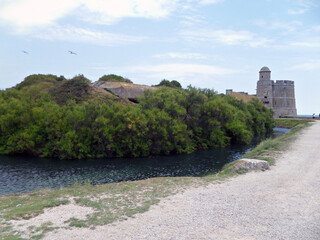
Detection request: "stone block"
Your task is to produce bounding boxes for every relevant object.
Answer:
[232,158,269,173]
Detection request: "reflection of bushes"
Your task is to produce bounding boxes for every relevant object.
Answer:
[0,77,273,159]
[49,75,90,105]
[98,74,132,83]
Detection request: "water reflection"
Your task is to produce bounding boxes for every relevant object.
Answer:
[0,128,289,195]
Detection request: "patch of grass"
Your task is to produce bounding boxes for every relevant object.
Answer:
[0,177,198,234]
[66,218,88,228]
[30,233,44,240]
[0,235,25,240]
[67,177,199,226]
[27,222,57,239]
[236,168,249,174]
[244,119,313,163]
[273,118,313,128]
[0,224,25,240]
[0,193,69,220]
[98,74,126,83]
[33,222,57,234]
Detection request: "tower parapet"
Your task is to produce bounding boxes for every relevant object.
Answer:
[274,80,294,85]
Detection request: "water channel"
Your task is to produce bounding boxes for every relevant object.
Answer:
[0,128,289,195]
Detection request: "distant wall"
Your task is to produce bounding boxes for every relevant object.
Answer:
[226,89,256,102]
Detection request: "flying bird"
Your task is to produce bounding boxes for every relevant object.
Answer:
[22,50,29,54]
[68,50,77,55]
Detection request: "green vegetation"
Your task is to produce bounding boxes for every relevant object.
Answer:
[0,75,273,159]
[15,74,66,90]
[0,177,199,239]
[244,119,313,165]
[273,118,312,128]
[218,118,313,175]
[98,74,132,83]
[0,119,311,239]
[49,75,91,105]
[153,79,182,88]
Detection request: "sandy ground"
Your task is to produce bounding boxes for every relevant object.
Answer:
[10,199,94,238]
[18,121,320,239]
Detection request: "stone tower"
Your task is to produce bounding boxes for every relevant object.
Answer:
[257,67,273,109]
[273,80,297,117]
[256,67,297,118]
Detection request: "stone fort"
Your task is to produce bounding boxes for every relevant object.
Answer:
[226,66,297,118]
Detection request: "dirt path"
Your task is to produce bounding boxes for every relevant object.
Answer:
[44,121,320,240]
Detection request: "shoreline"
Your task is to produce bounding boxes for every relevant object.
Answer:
[0,119,314,239]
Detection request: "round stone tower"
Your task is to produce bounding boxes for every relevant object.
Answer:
[273,80,297,117]
[259,66,271,80]
[257,66,273,109]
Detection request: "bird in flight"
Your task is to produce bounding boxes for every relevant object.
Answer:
[68,50,77,55]
[22,50,29,54]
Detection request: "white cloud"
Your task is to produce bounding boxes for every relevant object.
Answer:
[0,0,79,32]
[80,0,178,25]
[128,63,235,79]
[0,0,178,32]
[120,63,236,87]
[181,29,273,47]
[288,60,320,70]
[179,14,207,27]
[0,0,225,32]
[153,52,207,60]
[197,0,224,5]
[255,20,302,33]
[288,0,315,15]
[290,38,320,48]
[32,25,146,45]
[311,25,320,32]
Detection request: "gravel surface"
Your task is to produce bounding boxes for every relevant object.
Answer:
[45,121,320,240]
[10,199,94,239]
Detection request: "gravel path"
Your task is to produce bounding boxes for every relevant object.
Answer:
[45,121,320,240]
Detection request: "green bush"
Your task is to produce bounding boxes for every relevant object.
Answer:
[49,75,91,105]
[15,74,66,90]
[0,76,273,159]
[154,79,182,88]
[98,74,132,83]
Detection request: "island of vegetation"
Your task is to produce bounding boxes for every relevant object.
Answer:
[0,74,273,159]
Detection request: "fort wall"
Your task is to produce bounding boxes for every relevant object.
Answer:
[226,67,297,118]
[256,67,297,118]
[272,80,297,117]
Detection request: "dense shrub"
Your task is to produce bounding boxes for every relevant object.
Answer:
[15,74,66,90]
[0,77,273,159]
[154,79,182,88]
[98,74,132,83]
[49,75,91,105]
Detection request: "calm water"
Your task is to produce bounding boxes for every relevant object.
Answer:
[0,128,289,195]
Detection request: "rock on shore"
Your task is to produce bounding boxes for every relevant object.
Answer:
[232,158,270,172]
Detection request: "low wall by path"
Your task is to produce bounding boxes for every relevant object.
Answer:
[276,117,319,120]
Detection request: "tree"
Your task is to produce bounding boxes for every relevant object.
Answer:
[154,79,182,88]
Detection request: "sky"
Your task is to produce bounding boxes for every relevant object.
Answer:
[0,0,319,114]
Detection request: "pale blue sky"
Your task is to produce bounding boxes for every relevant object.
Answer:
[0,0,319,114]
